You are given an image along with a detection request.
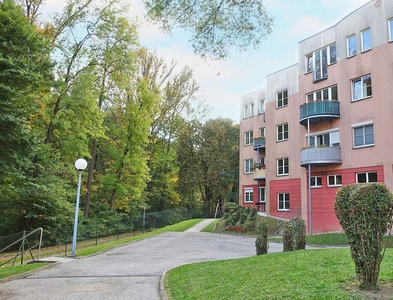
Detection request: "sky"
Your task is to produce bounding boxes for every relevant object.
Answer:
[41,0,371,123]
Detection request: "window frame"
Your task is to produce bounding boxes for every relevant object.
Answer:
[361,28,371,52]
[306,85,338,101]
[352,122,374,148]
[244,131,253,146]
[276,90,288,108]
[259,99,265,114]
[310,176,322,188]
[277,158,289,176]
[327,174,342,187]
[244,188,254,203]
[277,123,289,142]
[278,193,290,211]
[259,187,266,203]
[356,172,378,183]
[244,159,253,174]
[352,74,372,101]
[307,43,336,81]
[389,18,393,42]
[259,127,266,137]
[347,34,357,57]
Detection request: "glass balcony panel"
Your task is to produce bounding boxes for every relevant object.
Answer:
[300,146,342,167]
[253,137,266,150]
[299,100,340,125]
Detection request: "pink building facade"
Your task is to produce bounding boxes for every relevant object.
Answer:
[239,0,393,234]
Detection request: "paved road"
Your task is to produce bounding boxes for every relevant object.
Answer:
[1,222,283,300]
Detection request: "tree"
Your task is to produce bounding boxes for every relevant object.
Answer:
[143,0,274,59]
[177,118,239,217]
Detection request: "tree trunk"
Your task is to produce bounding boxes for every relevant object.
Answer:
[84,139,97,218]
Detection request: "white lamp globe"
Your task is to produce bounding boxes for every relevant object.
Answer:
[74,158,88,171]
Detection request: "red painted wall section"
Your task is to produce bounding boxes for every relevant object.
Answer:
[310,165,384,233]
[270,178,301,219]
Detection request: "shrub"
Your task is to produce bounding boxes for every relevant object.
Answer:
[291,217,306,250]
[335,183,393,289]
[282,221,294,252]
[255,221,268,255]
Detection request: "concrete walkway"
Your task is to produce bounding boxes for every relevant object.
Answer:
[2,219,268,299]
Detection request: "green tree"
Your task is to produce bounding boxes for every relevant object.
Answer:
[143,0,274,59]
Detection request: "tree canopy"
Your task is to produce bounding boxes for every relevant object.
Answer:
[143,0,274,59]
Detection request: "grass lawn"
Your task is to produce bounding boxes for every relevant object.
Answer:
[0,263,49,280]
[165,248,393,300]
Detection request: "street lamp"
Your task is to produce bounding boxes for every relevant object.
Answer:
[71,158,88,256]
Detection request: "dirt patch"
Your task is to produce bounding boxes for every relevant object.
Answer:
[348,281,393,299]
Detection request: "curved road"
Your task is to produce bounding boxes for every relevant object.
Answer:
[1,221,283,300]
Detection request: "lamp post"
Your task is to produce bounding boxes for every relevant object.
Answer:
[71,158,87,256]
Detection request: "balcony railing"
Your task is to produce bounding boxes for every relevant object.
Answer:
[253,166,266,180]
[300,146,342,167]
[299,100,340,126]
[253,137,266,150]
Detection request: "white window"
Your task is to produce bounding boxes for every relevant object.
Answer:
[389,19,393,42]
[278,193,290,211]
[244,159,253,174]
[249,103,254,117]
[259,127,265,137]
[259,187,266,203]
[243,105,248,119]
[259,100,265,114]
[356,172,377,183]
[361,28,371,52]
[306,85,338,101]
[347,34,356,57]
[327,174,342,187]
[244,131,253,146]
[244,188,253,203]
[277,158,289,176]
[308,130,340,148]
[353,123,374,148]
[277,123,288,142]
[352,74,372,101]
[310,176,322,188]
[276,90,288,108]
[307,43,336,81]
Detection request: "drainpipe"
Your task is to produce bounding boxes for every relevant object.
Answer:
[307,118,312,235]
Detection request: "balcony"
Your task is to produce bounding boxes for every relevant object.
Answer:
[300,146,342,167]
[253,165,266,180]
[299,100,340,126]
[253,137,266,150]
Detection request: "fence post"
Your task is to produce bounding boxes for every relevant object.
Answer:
[95,223,98,246]
[21,230,26,265]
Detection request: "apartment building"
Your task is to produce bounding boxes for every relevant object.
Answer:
[239,0,393,234]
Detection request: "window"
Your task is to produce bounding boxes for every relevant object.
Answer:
[328,174,342,187]
[361,28,371,52]
[347,34,356,57]
[259,100,265,114]
[277,158,289,176]
[249,103,254,117]
[356,172,377,183]
[308,130,340,147]
[307,85,338,101]
[310,176,322,188]
[259,127,265,137]
[277,123,288,141]
[278,193,290,211]
[244,188,253,203]
[245,131,253,146]
[243,105,248,119]
[259,187,266,203]
[353,123,374,148]
[306,43,336,81]
[244,159,253,174]
[276,90,288,108]
[352,75,372,101]
[389,19,393,42]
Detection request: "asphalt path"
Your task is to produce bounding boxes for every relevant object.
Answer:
[1,221,283,300]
